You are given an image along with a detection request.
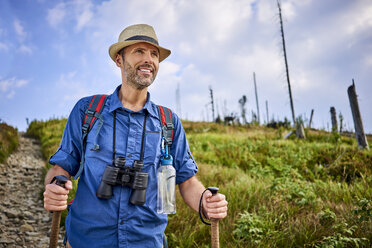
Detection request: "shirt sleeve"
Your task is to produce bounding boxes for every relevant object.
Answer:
[170,113,198,184]
[49,97,90,176]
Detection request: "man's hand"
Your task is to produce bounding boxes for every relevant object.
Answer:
[202,191,228,220]
[43,180,73,211]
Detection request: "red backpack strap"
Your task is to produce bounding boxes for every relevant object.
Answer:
[157,105,174,146]
[74,94,108,179]
[82,94,108,134]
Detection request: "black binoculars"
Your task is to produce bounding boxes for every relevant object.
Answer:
[96,156,149,205]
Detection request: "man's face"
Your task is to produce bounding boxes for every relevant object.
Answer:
[119,42,160,90]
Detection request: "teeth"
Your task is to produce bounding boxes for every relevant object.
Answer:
[140,68,151,73]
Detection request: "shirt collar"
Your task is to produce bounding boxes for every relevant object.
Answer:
[108,85,159,119]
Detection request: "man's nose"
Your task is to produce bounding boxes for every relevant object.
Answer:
[143,51,155,63]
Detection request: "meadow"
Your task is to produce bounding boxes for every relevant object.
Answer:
[26,119,372,247]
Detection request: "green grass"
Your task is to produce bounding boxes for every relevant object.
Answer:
[0,122,19,163]
[27,119,372,247]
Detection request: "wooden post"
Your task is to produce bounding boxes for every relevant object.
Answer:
[347,80,369,149]
[308,109,314,129]
[330,107,338,132]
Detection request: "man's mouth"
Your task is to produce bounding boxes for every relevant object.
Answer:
[138,66,153,74]
[139,68,152,73]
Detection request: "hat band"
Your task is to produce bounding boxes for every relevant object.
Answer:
[125,35,159,46]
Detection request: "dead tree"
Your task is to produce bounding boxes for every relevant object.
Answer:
[253,72,260,124]
[175,83,182,119]
[209,86,215,122]
[347,80,369,149]
[265,100,269,124]
[278,0,296,126]
[330,107,338,132]
[308,109,314,129]
[238,95,247,124]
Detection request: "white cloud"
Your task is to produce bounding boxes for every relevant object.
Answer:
[47,0,93,32]
[345,4,372,35]
[18,44,33,55]
[0,77,29,99]
[14,19,27,42]
[47,2,66,28]
[0,42,8,51]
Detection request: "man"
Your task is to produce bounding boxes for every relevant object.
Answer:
[43,24,228,248]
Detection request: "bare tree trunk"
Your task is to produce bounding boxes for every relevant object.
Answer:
[347,80,369,150]
[209,86,215,122]
[253,72,260,124]
[296,123,306,139]
[266,100,269,124]
[278,0,296,126]
[330,107,338,132]
[308,109,314,129]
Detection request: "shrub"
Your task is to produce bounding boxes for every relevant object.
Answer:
[0,122,19,163]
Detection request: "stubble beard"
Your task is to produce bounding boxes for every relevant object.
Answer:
[123,61,157,90]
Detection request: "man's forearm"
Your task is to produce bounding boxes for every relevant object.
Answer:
[179,176,206,212]
[44,165,71,186]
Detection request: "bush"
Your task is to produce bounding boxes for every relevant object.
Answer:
[0,122,19,163]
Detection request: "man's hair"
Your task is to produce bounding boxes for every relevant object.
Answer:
[118,47,125,63]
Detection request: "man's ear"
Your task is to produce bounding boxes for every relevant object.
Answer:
[115,54,122,67]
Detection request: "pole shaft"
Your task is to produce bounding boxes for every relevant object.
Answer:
[49,211,61,248]
[211,219,219,248]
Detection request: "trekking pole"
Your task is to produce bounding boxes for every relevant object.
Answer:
[208,187,220,248]
[49,175,68,248]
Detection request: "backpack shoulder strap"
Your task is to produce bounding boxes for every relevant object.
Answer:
[157,105,174,146]
[74,94,108,179]
[82,94,108,134]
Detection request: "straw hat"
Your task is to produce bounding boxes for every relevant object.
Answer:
[109,24,171,62]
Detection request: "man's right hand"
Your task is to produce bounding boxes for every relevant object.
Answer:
[43,180,73,211]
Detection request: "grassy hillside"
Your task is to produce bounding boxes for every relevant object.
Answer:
[27,119,372,247]
[0,122,19,163]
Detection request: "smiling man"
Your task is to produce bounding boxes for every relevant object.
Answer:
[43,24,228,248]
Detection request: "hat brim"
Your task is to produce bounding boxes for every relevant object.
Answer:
[109,40,171,62]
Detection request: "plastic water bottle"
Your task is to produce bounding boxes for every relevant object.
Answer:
[157,155,176,214]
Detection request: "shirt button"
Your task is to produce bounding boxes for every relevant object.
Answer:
[127,154,132,158]
[120,220,124,225]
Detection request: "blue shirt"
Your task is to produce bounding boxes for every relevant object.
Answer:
[49,85,198,248]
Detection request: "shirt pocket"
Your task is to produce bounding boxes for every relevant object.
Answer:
[143,130,162,169]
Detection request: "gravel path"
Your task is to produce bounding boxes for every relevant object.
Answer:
[0,133,65,247]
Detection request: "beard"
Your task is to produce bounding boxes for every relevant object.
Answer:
[123,61,157,90]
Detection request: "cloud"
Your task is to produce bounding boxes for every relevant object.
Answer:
[0,77,29,99]
[13,19,27,42]
[18,44,33,55]
[47,0,93,32]
[47,2,66,28]
[0,42,8,51]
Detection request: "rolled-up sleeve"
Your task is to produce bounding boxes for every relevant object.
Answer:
[170,113,198,185]
[49,97,90,176]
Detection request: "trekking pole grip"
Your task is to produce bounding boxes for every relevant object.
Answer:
[208,187,219,248]
[49,175,68,248]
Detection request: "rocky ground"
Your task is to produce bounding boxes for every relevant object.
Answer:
[0,133,65,247]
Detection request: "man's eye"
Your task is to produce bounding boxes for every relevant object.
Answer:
[152,52,159,57]
[136,50,144,54]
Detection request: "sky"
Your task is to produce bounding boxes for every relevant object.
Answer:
[0,0,371,134]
